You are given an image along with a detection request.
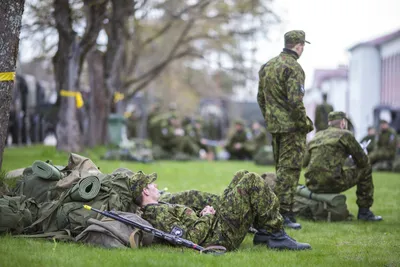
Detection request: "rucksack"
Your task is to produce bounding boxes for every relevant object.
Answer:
[24,168,137,237]
[293,186,353,222]
[75,211,154,249]
[260,173,352,222]
[0,195,39,234]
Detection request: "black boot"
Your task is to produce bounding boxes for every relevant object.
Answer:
[358,208,382,221]
[283,216,301,230]
[253,230,311,250]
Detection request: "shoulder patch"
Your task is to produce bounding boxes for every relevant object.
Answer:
[162,128,168,135]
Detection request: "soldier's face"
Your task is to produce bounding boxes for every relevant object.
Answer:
[294,43,305,57]
[145,183,160,201]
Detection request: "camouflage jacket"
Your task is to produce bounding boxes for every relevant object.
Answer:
[303,127,369,178]
[225,129,250,150]
[141,202,217,245]
[375,127,398,156]
[257,49,313,133]
[314,103,334,131]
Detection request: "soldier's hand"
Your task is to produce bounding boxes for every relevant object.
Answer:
[200,205,216,216]
[234,143,242,149]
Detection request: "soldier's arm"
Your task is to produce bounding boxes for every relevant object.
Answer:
[284,67,307,124]
[341,132,369,168]
[302,144,311,168]
[257,68,266,119]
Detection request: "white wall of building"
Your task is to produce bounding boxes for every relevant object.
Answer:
[321,78,348,113]
[348,46,381,140]
[380,37,400,58]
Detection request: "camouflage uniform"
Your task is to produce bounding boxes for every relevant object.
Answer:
[303,112,374,208]
[225,121,252,160]
[245,126,268,156]
[257,30,313,215]
[368,127,398,166]
[138,170,283,251]
[314,102,334,132]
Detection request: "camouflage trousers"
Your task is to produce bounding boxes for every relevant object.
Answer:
[271,132,306,214]
[305,163,374,208]
[208,170,283,250]
[368,148,396,166]
[161,171,283,251]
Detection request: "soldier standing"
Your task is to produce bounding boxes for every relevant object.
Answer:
[303,111,382,221]
[257,30,314,229]
[314,93,334,132]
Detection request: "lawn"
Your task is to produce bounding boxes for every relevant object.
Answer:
[1,145,399,267]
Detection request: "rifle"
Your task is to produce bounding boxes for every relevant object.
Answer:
[83,205,226,255]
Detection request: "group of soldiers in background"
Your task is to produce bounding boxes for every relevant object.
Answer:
[108,94,399,172]
[119,101,270,163]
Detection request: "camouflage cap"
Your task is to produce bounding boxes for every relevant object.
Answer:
[129,171,157,202]
[379,119,388,124]
[234,119,245,126]
[284,30,310,44]
[328,111,347,121]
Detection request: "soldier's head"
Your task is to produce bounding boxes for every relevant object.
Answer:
[252,121,261,130]
[322,93,328,102]
[379,120,389,131]
[234,120,245,131]
[367,126,376,136]
[328,111,348,129]
[284,30,310,58]
[129,171,159,207]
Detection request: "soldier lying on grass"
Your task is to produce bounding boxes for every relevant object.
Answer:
[129,170,311,251]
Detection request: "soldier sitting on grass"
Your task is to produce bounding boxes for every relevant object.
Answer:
[303,111,382,222]
[129,170,311,251]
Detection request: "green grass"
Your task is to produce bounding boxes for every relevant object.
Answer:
[1,145,400,267]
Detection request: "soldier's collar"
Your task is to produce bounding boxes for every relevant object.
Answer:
[282,48,299,60]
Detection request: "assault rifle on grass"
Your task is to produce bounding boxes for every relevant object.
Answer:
[83,205,226,255]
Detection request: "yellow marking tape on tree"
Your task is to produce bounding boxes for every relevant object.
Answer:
[60,90,84,108]
[114,92,125,103]
[0,72,16,81]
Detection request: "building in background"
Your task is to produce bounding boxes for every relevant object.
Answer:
[305,28,400,141]
[348,28,400,140]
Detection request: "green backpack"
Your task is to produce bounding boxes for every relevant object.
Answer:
[293,186,353,222]
[0,195,39,234]
[24,168,137,238]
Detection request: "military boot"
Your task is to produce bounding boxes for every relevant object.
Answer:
[357,208,382,221]
[283,215,301,230]
[253,230,311,250]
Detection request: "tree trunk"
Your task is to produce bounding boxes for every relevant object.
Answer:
[53,35,82,152]
[0,0,25,170]
[86,49,108,147]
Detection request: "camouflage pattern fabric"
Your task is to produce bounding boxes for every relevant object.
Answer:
[272,132,307,214]
[257,45,313,215]
[369,127,398,165]
[284,30,310,44]
[159,190,220,211]
[245,127,268,155]
[225,128,252,160]
[314,103,334,132]
[303,126,374,208]
[141,170,283,251]
[257,49,313,134]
